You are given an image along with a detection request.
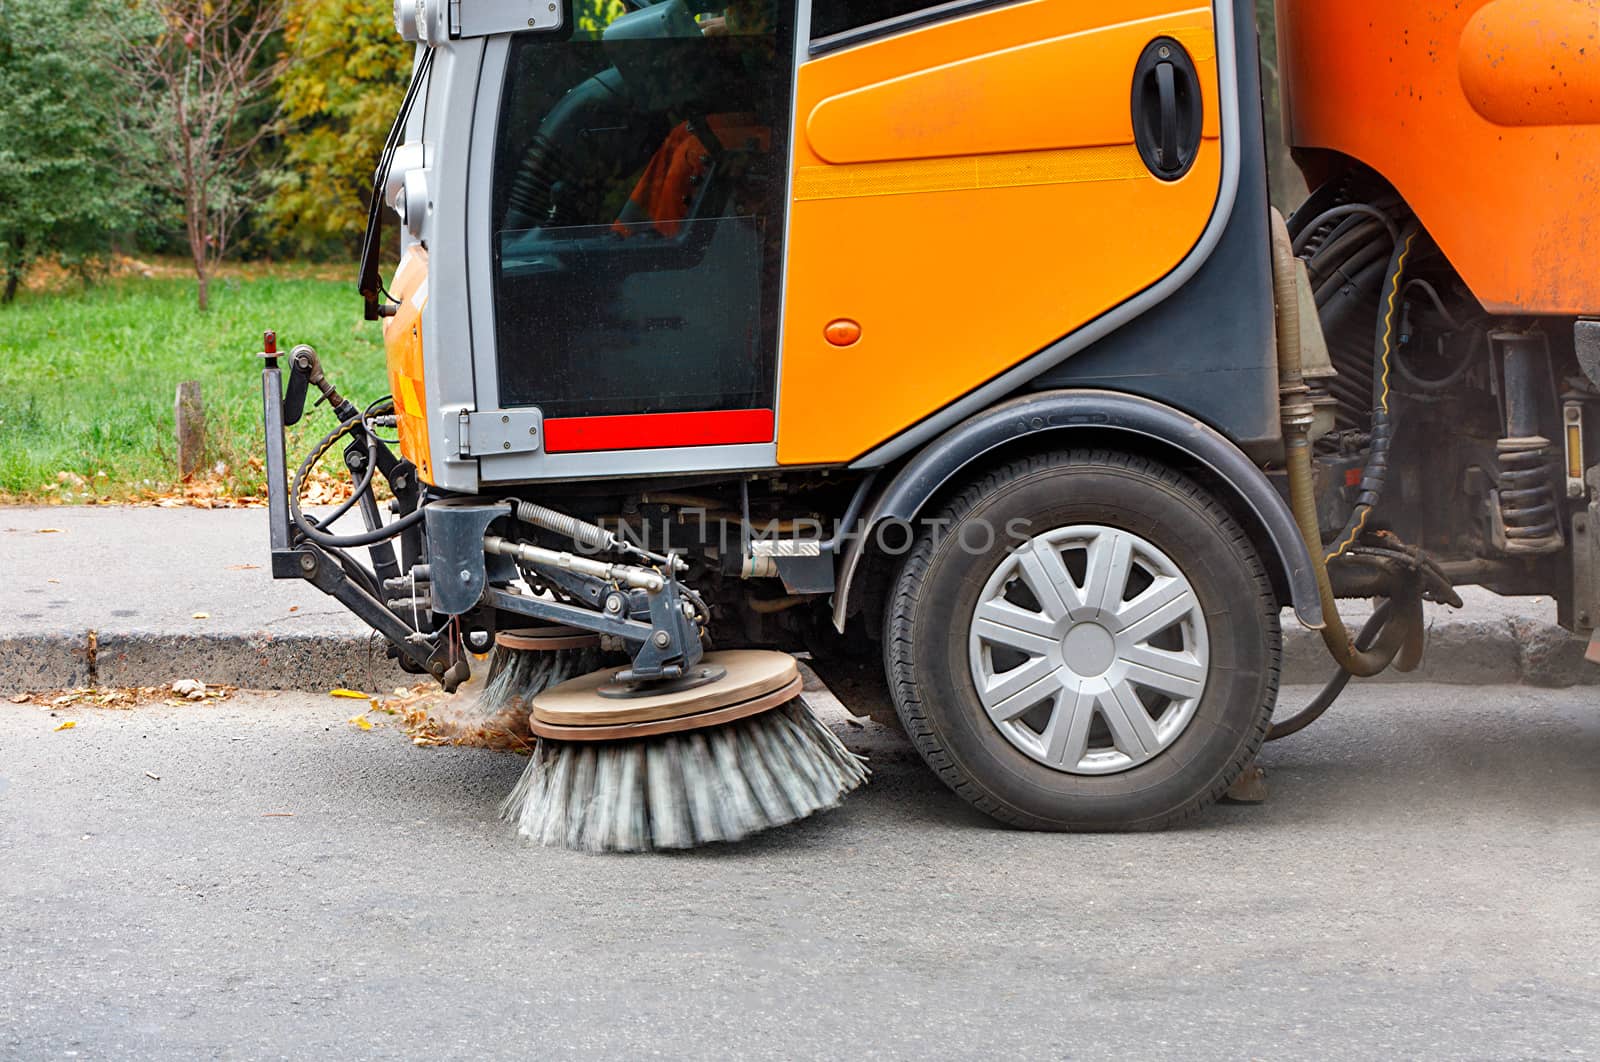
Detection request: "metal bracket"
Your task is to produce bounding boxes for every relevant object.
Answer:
[456,408,543,458]
[447,0,562,39]
[424,500,508,614]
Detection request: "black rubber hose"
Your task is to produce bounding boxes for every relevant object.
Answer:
[1267,600,1394,741]
[1305,219,1385,281]
[1392,323,1483,394]
[1324,222,1419,563]
[1292,203,1400,256]
[289,413,427,549]
[313,396,394,531]
[1312,240,1391,306]
[296,507,427,550]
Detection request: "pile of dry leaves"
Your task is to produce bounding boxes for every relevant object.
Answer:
[7,459,384,510]
[8,680,235,710]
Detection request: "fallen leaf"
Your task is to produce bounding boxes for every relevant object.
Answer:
[191,612,210,619]
[8,693,29,703]
[288,605,299,612]
[330,688,367,699]
[347,714,373,731]
[47,578,59,584]
[35,528,64,534]
[54,720,76,731]
[171,679,205,697]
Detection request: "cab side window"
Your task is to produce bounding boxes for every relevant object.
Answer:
[811,0,971,42]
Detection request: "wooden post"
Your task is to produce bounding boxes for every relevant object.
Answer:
[175,380,207,481]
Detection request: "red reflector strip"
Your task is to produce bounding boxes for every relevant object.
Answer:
[542,409,775,453]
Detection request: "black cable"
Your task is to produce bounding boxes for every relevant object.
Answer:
[315,396,395,530]
[301,417,375,531]
[1393,323,1482,394]
[1267,600,1394,741]
[289,404,426,549]
[1401,278,1461,331]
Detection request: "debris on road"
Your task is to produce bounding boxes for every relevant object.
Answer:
[6,684,235,709]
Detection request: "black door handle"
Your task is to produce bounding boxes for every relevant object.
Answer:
[1155,60,1177,169]
[1132,38,1202,181]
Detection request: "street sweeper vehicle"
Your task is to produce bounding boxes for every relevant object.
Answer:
[258,0,1600,849]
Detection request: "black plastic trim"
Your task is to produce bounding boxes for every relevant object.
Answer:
[831,389,1324,631]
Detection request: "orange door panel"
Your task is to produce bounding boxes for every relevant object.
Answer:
[777,0,1223,466]
[1279,0,1600,314]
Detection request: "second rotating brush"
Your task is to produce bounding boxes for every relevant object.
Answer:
[474,626,605,724]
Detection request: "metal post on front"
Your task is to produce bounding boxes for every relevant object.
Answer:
[260,330,293,555]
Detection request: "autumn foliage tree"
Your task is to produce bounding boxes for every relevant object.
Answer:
[268,0,411,255]
[116,0,286,311]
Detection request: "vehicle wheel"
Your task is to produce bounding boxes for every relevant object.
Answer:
[885,448,1280,830]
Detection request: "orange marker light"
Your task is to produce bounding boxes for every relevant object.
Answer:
[824,319,861,347]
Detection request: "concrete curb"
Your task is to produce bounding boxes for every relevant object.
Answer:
[1,631,408,693]
[2,614,1596,693]
[3,504,1595,694]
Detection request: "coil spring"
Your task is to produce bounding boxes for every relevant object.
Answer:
[514,499,616,553]
[1497,440,1559,541]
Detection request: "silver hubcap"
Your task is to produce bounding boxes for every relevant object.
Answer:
[967,524,1210,775]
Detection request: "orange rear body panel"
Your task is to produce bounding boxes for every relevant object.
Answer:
[775,0,1224,466]
[1279,0,1600,315]
[383,247,434,485]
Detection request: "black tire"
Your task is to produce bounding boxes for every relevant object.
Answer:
[884,448,1281,830]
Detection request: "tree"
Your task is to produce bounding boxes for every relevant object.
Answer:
[115,0,286,311]
[268,0,632,256]
[268,0,410,256]
[0,0,141,303]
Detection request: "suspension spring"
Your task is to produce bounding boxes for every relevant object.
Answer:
[1496,437,1559,541]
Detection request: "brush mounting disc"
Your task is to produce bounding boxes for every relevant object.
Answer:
[596,664,727,699]
[495,626,602,652]
[529,674,803,741]
[529,649,800,740]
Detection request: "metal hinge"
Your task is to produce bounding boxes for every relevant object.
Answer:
[447,0,562,39]
[457,409,543,457]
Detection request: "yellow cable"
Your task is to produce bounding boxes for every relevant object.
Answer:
[1325,506,1370,563]
[1376,230,1416,416]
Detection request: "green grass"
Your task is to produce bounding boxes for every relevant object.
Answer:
[0,269,390,500]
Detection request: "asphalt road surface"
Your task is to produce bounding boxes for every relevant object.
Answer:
[2,682,1597,1060]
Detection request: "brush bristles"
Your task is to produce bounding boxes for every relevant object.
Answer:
[499,701,869,852]
[475,647,599,718]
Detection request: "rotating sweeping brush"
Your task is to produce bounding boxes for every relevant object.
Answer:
[500,650,868,851]
[473,626,603,720]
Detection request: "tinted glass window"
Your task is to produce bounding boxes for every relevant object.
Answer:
[490,1,793,420]
[811,0,952,41]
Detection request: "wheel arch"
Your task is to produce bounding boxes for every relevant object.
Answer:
[833,389,1324,633]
